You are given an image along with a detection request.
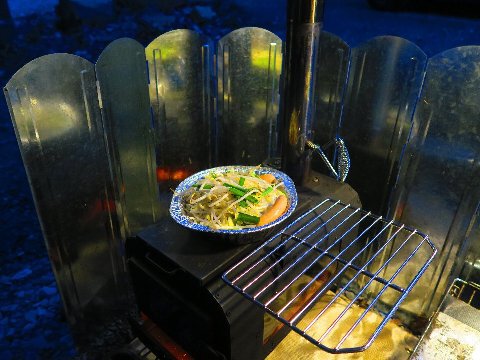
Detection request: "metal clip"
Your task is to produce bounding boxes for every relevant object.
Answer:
[307,137,350,182]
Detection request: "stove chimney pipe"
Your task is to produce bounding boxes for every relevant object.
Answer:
[281,0,325,185]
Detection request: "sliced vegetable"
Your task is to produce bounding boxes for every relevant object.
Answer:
[247,195,259,204]
[223,182,247,192]
[237,212,260,224]
[192,184,213,190]
[239,177,245,186]
[258,195,288,226]
[259,173,276,184]
[261,186,273,196]
[227,187,259,204]
[227,187,245,197]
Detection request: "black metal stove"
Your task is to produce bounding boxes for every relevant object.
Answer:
[126,173,360,359]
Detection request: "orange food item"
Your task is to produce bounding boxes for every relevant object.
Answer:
[258,195,288,226]
[259,173,276,184]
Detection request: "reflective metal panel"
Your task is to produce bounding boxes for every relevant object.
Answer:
[146,29,213,191]
[217,27,282,165]
[311,31,350,177]
[388,46,480,316]
[341,36,427,214]
[96,38,160,235]
[4,54,127,345]
[450,169,480,289]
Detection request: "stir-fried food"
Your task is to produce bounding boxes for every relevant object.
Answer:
[181,168,288,230]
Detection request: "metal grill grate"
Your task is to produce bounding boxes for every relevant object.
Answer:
[222,199,437,354]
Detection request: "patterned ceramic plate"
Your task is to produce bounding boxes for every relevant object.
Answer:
[170,166,298,236]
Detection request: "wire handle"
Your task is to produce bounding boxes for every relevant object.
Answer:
[307,138,350,182]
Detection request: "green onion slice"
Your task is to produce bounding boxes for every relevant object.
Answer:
[237,212,260,224]
[261,186,273,196]
[228,187,245,197]
[192,184,213,189]
[227,187,258,204]
[223,182,247,192]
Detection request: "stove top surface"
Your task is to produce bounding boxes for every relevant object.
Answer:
[134,172,360,286]
[136,216,257,286]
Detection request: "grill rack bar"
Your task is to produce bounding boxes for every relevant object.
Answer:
[222,199,437,354]
[304,244,406,293]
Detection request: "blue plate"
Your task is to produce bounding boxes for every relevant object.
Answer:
[170,166,298,242]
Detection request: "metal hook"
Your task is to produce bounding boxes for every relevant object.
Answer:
[307,137,350,182]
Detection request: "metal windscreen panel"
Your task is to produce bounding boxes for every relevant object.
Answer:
[4,54,128,345]
[311,31,350,177]
[216,27,282,166]
[341,36,427,215]
[96,38,160,235]
[457,181,480,285]
[389,46,480,316]
[146,30,213,192]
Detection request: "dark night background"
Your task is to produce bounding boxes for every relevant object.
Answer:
[0,0,479,359]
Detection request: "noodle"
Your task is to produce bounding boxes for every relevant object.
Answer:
[181,169,287,230]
